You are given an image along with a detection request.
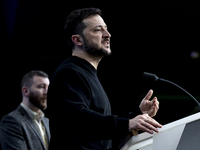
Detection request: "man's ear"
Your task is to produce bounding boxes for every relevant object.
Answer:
[22,86,29,96]
[71,35,83,46]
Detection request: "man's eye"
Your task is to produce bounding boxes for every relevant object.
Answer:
[94,28,101,32]
[38,85,45,88]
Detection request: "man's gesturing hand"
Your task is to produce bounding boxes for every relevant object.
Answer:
[139,89,159,117]
[129,113,162,134]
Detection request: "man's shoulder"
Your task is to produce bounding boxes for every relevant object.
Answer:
[0,105,28,124]
[51,57,76,77]
[51,57,86,80]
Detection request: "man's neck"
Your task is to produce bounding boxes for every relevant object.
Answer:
[72,49,102,70]
[22,98,40,113]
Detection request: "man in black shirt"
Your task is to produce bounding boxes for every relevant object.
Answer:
[47,8,162,150]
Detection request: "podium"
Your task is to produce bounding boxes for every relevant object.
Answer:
[120,112,200,150]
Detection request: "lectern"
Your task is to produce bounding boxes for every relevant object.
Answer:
[120,112,200,150]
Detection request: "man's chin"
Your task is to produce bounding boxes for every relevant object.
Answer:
[103,48,111,56]
[37,100,47,110]
[84,43,111,57]
[40,104,47,110]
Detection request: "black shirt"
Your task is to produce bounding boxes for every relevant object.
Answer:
[47,56,131,150]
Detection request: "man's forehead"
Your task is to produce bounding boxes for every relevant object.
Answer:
[33,76,49,84]
[83,15,106,28]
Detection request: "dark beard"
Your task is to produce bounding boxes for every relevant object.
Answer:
[82,35,111,58]
[29,91,47,110]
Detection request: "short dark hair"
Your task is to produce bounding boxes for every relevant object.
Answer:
[63,8,102,49]
[21,70,48,89]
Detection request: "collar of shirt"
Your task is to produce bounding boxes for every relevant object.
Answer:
[21,103,44,122]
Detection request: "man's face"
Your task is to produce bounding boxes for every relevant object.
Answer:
[28,76,50,110]
[82,15,111,57]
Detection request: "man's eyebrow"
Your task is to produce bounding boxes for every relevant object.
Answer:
[94,25,107,28]
[37,83,45,86]
[37,83,48,86]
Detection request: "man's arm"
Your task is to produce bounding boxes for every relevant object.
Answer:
[0,114,28,150]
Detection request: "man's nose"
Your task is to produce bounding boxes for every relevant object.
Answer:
[44,87,48,95]
[103,30,111,38]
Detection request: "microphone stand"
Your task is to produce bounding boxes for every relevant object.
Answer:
[159,78,200,107]
[143,72,200,108]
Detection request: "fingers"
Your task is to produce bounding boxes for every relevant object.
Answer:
[152,97,159,108]
[144,89,153,100]
[148,115,162,129]
[140,95,159,117]
[129,114,162,134]
[141,114,162,134]
[153,97,159,104]
[153,97,159,111]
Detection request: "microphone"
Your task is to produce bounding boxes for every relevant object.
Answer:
[142,72,200,107]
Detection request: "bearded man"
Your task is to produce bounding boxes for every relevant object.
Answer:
[47,8,161,150]
[0,70,50,150]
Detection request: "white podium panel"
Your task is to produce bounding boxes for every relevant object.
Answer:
[120,112,200,150]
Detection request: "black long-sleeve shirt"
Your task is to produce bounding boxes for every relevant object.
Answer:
[47,56,137,150]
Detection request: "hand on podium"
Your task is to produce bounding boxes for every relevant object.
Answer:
[129,113,162,134]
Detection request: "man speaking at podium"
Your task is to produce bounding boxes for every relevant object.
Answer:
[47,8,162,150]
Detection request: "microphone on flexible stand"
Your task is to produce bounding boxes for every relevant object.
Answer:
[142,72,200,108]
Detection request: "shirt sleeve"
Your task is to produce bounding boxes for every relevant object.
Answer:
[125,107,142,119]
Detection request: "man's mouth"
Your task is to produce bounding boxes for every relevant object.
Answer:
[41,96,47,102]
[102,40,110,46]
[103,41,109,44]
